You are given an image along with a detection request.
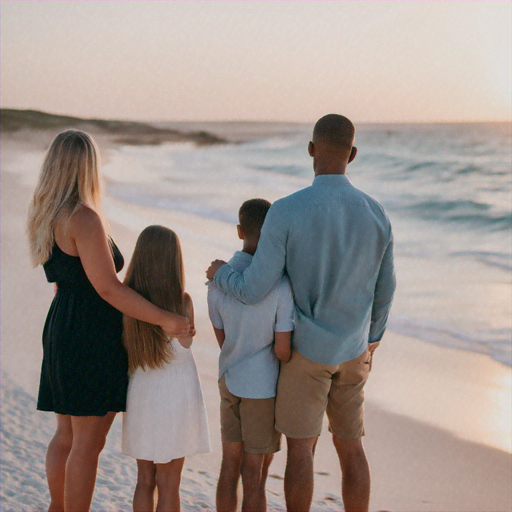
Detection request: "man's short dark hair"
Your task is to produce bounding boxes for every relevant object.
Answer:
[313,114,355,150]
[239,198,271,238]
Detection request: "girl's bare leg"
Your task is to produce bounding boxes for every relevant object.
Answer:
[46,414,73,512]
[64,412,116,512]
[155,457,185,512]
[134,460,157,512]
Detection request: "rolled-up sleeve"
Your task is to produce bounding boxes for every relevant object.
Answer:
[275,276,295,332]
[207,284,224,330]
[369,236,396,343]
[214,203,288,305]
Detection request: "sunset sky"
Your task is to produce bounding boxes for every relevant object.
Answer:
[1,1,510,123]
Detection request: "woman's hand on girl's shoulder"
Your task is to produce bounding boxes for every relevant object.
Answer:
[176,293,195,347]
[183,293,195,336]
[161,312,191,338]
[65,206,193,333]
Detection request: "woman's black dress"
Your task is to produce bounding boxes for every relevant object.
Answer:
[37,240,129,416]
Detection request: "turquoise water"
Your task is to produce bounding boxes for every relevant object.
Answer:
[105,122,512,366]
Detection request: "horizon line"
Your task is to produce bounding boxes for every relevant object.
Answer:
[1,106,510,126]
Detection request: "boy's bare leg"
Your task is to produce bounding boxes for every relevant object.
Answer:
[258,453,274,511]
[312,437,319,457]
[240,452,266,512]
[332,435,370,512]
[284,437,317,512]
[46,414,73,512]
[217,442,243,512]
[134,460,156,512]
[155,457,185,512]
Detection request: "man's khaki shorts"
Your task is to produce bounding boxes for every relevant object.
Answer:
[219,375,281,454]
[275,348,372,439]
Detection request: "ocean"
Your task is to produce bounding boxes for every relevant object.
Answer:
[104,121,511,367]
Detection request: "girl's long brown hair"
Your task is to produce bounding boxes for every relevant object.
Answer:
[123,225,185,372]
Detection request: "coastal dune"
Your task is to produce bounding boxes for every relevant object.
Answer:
[1,111,510,511]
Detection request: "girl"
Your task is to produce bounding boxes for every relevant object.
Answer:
[122,225,210,512]
[27,130,191,512]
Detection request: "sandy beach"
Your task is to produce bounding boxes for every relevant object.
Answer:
[1,121,511,512]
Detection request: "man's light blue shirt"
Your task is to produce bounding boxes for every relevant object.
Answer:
[214,174,396,366]
[208,251,295,399]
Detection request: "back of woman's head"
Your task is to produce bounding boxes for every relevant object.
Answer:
[27,130,102,266]
[123,225,185,372]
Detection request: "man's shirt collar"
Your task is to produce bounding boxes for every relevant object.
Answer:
[312,174,352,186]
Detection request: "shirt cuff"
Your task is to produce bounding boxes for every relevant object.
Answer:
[210,319,224,330]
[275,319,294,332]
[213,262,232,288]
[368,332,384,343]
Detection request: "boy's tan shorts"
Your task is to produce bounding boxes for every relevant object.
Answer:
[275,348,372,439]
[219,375,281,454]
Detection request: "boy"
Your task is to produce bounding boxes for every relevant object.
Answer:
[207,198,294,512]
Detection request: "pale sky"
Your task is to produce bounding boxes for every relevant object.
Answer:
[1,1,510,123]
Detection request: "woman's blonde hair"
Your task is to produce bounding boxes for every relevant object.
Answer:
[27,129,106,266]
[123,225,185,372]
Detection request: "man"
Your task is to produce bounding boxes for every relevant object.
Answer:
[206,114,396,512]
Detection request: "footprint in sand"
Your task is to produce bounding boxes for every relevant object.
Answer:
[315,471,330,476]
[269,474,284,480]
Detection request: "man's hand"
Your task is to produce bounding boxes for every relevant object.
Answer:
[368,341,380,354]
[206,260,227,280]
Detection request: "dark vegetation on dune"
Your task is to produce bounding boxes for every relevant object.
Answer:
[0,109,227,146]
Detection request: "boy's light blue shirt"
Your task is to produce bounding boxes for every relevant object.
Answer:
[208,251,295,399]
[214,174,396,366]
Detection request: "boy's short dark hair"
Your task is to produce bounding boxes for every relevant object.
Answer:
[239,198,271,238]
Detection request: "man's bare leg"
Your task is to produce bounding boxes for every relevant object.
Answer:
[332,435,370,512]
[217,442,243,512]
[283,437,317,512]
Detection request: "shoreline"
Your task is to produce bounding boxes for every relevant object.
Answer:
[1,129,511,511]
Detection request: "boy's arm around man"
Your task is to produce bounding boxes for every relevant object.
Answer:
[207,283,226,348]
[274,275,295,363]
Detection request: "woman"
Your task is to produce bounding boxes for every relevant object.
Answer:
[27,130,191,512]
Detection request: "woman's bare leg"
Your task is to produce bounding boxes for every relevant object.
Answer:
[64,412,116,512]
[155,457,185,512]
[46,414,73,512]
[134,460,157,512]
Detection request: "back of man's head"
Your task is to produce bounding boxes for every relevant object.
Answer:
[313,114,355,151]
[239,198,271,239]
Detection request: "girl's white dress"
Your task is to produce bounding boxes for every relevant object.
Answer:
[122,339,210,464]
